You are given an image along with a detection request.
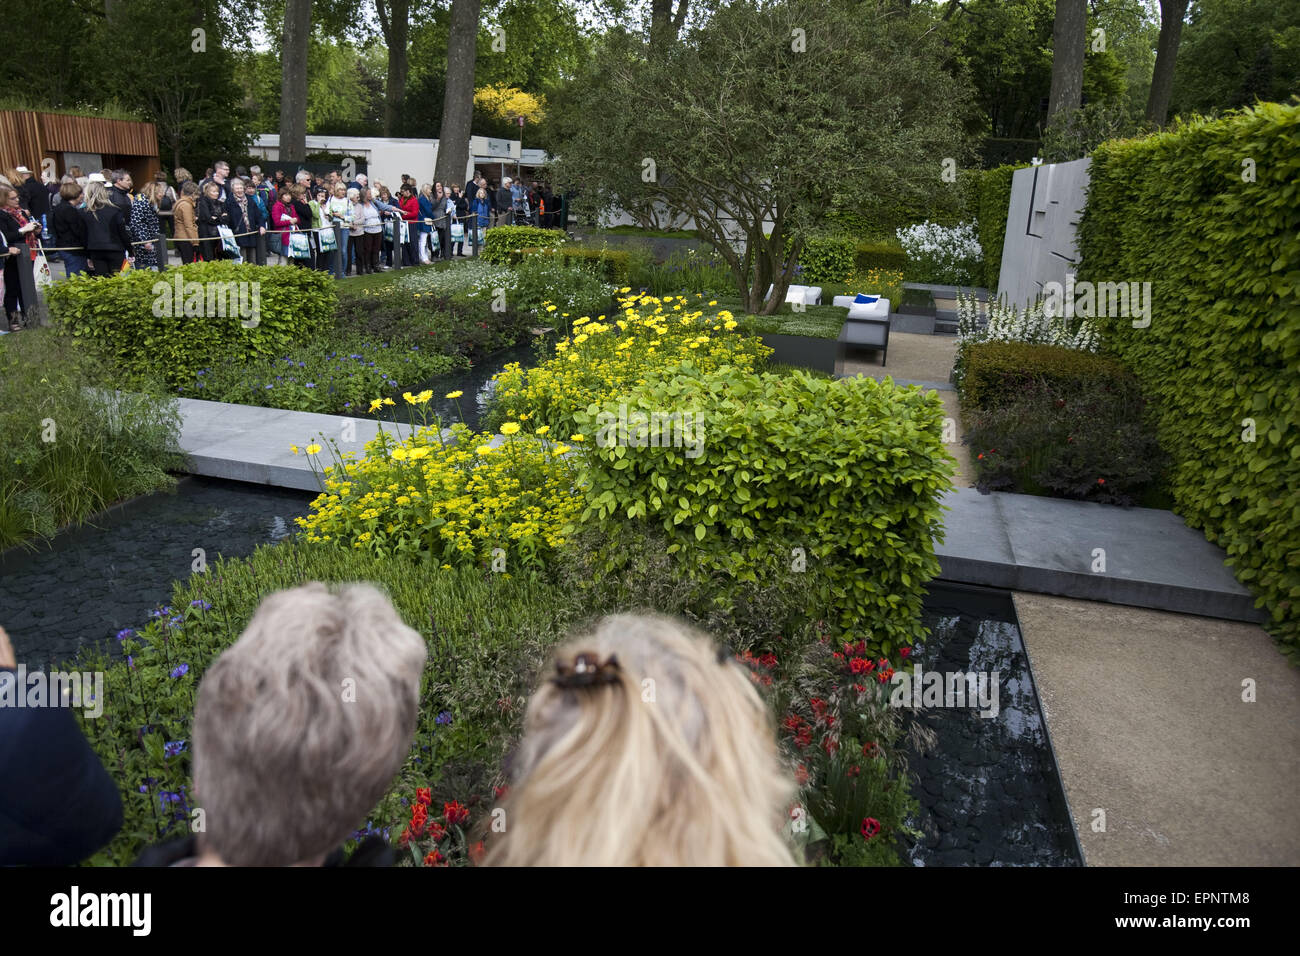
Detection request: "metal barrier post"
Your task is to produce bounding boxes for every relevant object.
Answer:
[15,250,48,327]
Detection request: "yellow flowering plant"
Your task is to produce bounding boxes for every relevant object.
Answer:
[294,404,584,569]
[489,293,771,437]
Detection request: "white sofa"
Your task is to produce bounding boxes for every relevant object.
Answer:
[832,295,891,322]
[766,283,823,306]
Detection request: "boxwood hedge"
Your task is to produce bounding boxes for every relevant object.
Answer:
[1077,102,1300,651]
[45,262,335,387]
[575,368,954,658]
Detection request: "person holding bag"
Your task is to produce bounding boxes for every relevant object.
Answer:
[471,187,491,252]
[396,184,419,267]
[196,181,230,261]
[226,177,265,266]
[324,184,353,279]
[417,184,435,264]
[0,186,43,330]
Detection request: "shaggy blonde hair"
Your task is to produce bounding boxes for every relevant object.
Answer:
[83,181,113,214]
[485,614,796,866]
[192,582,426,865]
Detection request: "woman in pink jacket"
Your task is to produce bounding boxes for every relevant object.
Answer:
[270,186,300,263]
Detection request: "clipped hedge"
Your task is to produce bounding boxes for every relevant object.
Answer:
[853,240,909,274]
[960,341,1141,410]
[46,262,335,387]
[480,225,564,264]
[575,368,954,657]
[977,164,1027,292]
[508,244,632,284]
[1077,102,1300,650]
[787,234,857,283]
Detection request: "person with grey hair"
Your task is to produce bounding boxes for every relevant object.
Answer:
[134,582,427,867]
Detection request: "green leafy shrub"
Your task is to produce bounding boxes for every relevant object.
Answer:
[641,246,735,297]
[575,368,954,655]
[480,225,564,264]
[509,244,632,284]
[853,240,908,274]
[509,255,618,317]
[964,379,1168,506]
[789,234,857,284]
[960,341,1140,410]
[1077,102,1300,650]
[0,328,182,548]
[334,281,532,359]
[45,262,335,387]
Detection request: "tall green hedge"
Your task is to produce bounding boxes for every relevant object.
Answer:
[575,368,954,657]
[480,225,564,264]
[46,262,335,387]
[977,164,1028,293]
[1077,103,1300,651]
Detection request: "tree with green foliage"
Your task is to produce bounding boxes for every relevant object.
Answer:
[1171,0,1300,116]
[552,0,972,313]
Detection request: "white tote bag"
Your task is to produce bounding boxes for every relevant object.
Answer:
[33,243,53,289]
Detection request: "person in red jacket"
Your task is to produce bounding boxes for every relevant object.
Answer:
[396,184,419,267]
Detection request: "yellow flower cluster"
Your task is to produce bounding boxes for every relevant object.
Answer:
[491,293,771,436]
[295,422,583,568]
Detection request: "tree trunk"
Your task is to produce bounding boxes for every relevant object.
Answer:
[650,0,689,45]
[1047,0,1087,123]
[434,0,481,187]
[1145,0,1189,126]
[376,0,412,137]
[279,0,312,164]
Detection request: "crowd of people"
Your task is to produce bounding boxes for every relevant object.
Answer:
[0,589,795,867]
[0,160,567,332]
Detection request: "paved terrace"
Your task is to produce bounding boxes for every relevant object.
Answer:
[175,396,1263,624]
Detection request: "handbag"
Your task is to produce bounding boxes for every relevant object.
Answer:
[318,225,338,252]
[217,224,241,259]
[476,228,486,244]
[450,222,465,242]
[383,220,394,242]
[289,229,311,259]
[33,242,52,289]
[399,220,410,244]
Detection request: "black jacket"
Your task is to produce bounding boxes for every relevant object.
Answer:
[0,209,27,247]
[0,667,124,865]
[18,176,48,218]
[83,205,133,254]
[225,195,263,247]
[197,194,231,239]
[496,186,512,214]
[108,185,133,220]
[52,202,87,252]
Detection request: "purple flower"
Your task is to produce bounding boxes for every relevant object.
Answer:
[305,382,316,388]
[436,710,453,726]
[127,655,134,669]
[164,740,187,758]
[116,628,134,642]
[170,663,190,679]
[190,600,212,611]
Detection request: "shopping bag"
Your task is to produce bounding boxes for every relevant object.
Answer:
[217,225,240,258]
[429,229,439,251]
[450,222,464,242]
[319,226,338,252]
[33,244,52,289]
[399,220,410,245]
[476,228,486,245]
[383,220,394,243]
[289,229,311,259]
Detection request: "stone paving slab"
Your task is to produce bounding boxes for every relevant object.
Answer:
[176,397,453,493]
[1013,592,1300,866]
[938,487,1264,623]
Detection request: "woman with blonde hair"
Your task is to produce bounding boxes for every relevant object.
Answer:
[81,180,134,277]
[484,614,797,867]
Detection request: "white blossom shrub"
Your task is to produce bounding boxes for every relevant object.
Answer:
[896,220,983,286]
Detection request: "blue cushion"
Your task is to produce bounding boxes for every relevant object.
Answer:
[854,293,879,304]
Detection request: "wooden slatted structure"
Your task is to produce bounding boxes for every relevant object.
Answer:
[0,109,159,183]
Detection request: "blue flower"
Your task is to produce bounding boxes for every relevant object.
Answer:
[164,740,187,758]
[116,628,134,642]
[190,600,211,611]
[170,663,190,679]
[127,655,134,669]
[266,384,274,389]
[436,710,453,726]
[305,382,316,388]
